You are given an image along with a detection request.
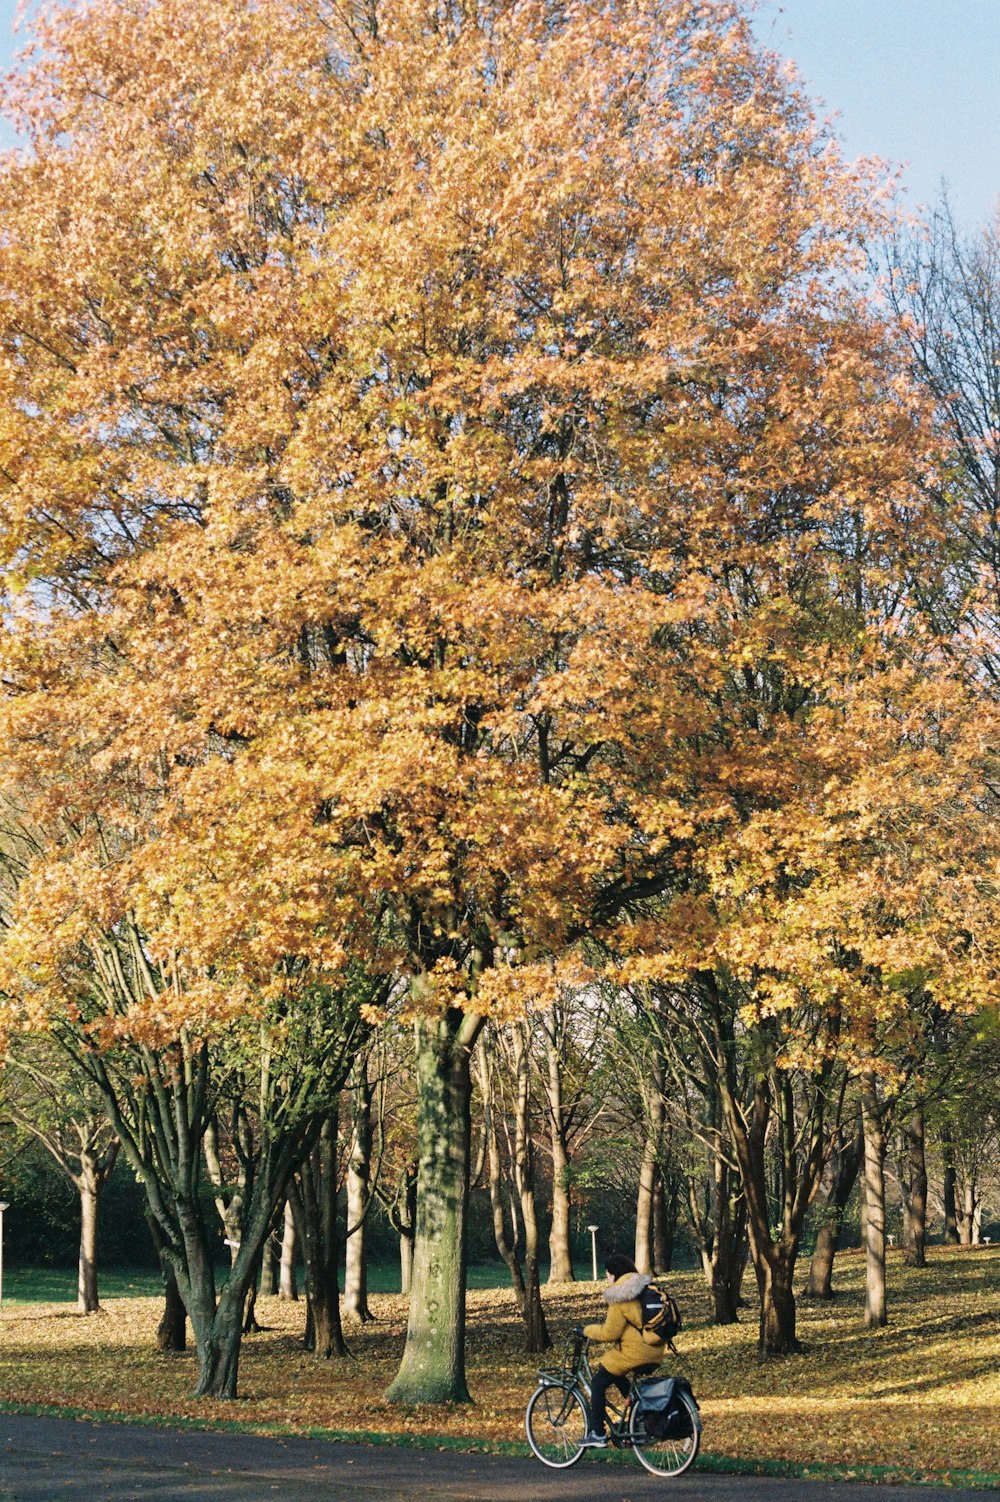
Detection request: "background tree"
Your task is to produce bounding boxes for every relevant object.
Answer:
[1,1045,119,1314]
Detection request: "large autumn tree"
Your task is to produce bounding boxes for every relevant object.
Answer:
[0,0,959,1399]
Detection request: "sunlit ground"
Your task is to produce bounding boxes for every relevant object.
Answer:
[1,1246,998,1479]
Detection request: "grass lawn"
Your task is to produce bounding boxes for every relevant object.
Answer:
[1,1246,998,1482]
[0,1261,529,1305]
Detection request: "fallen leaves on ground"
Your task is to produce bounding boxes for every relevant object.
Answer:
[1,1247,999,1477]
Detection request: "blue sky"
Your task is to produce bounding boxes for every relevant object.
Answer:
[752,0,1000,229]
[0,0,996,228]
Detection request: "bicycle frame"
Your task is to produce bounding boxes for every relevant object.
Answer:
[535,1334,635,1439]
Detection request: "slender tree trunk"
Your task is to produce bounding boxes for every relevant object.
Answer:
[242,1250,264,1334]
[711,1184,747,1324]
[387,1010,479,1405]
[481,1039,527,1302]
[344,1062,374,1323]
[398,1163,417,1296]
[292,1114,347,1359]
[861,1074,887,1330]
[77,1168,101,1315]
[634,1134,656,1275]
[807,1114,863,1299]
[543,1033,575,1283]
[634,1050,665,1276]
[959,1181,977,1246]
[279,1200,298,1301]
[901,1105,927,1269]
[511,1023,550,1352]
[263,1234,279,1296]
[941,1120,960,1244]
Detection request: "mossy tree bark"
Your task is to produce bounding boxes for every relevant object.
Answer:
[387,1009,482,1404]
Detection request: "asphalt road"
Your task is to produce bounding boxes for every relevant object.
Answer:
[0,1414,993,1502]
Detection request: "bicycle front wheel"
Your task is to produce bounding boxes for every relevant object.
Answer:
[525,1382,589,1468]
[629,1389,700,1477]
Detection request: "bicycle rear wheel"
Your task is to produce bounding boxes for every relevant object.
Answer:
[525,1382,588,1468]
[629,1389,700,1477]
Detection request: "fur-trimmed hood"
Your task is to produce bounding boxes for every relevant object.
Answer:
[603,1272,651,1305]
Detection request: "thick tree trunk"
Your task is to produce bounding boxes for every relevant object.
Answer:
[755,1245,799,1355]
[941,1121,960,1244]
[157,1265,188,1352]
[77,1170,101,1314]
[861,1074,887,1330]
[193,1288,245,1399]
[172,1204,257,1399]
[279,1200,298,1301]
[807,1114,863,1299]
[344,1062,374,1323]
[387,1011,479,1404]
[901,1105,927,1268]
[651,1166,675,1275]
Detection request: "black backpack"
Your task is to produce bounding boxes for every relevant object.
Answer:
[635,1282,682,1350]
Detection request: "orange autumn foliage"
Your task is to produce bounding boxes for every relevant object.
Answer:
[0,0,988,1041]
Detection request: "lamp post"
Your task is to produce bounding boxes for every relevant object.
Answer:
[587,1224,599,1282]
[0,1202,9,1309]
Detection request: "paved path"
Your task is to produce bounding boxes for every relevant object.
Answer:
[0,1414,993,1501]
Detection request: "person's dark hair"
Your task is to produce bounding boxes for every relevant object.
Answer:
[604,1252,638,1281]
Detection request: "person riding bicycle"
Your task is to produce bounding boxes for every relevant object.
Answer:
[576,1252,665,1448]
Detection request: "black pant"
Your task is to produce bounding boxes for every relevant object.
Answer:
[590,1363,658,1434]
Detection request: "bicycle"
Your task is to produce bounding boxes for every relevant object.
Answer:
[524,1329,701,1477]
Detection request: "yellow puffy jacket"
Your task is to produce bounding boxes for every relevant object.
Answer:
[583,1272,665,1377]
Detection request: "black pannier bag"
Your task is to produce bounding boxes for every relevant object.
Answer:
[635,1376,699,1441]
